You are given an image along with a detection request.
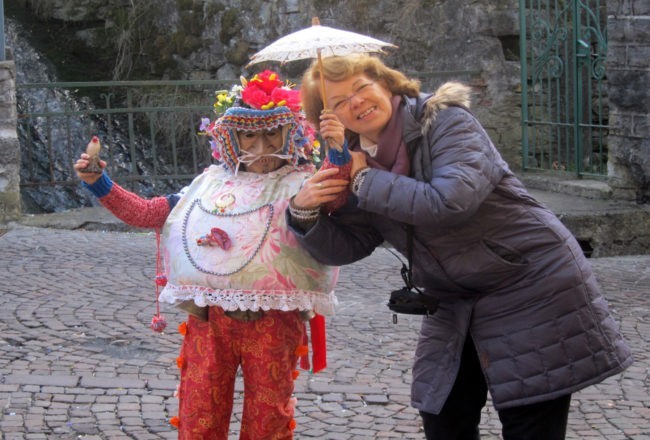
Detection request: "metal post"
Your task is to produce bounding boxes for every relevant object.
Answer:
[0,0,5,61]
[519,0,529,169]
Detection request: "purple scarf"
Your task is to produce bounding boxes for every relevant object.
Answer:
[352,95,410,176]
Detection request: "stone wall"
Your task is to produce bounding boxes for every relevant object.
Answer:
[606,0,650,202]
[0,49,21,222]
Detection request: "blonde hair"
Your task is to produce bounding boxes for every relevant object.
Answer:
[301,54,421,129]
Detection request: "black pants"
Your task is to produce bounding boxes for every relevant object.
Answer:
[419,336,571,440]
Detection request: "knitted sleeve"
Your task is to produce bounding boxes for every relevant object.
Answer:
[82,173,171,229]
[100,184,171,229]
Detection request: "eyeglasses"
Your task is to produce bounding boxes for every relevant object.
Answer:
[331,82,375,111]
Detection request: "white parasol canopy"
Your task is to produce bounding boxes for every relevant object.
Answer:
[247,17,397,66]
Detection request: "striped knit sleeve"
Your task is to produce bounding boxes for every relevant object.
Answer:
[86,174,171,229]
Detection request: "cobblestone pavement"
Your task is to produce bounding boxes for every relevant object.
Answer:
[0,226,648,439]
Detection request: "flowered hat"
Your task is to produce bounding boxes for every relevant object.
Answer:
[199,70,317,173]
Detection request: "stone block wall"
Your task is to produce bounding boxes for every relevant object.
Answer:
[606,0,650,202]
[0,49,22,222]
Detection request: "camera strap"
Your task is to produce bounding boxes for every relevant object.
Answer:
[401,225,422,294]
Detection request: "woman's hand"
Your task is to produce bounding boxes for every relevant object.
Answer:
[73,153,107,185]
[293,167,349,209]
[319,111,346,150]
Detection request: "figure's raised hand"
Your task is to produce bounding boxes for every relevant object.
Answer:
[74,136,106,184]
[74,153,107,184]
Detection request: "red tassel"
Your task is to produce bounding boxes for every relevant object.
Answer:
[310,314,327,373]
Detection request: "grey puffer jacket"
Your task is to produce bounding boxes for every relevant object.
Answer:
[288,82,632,413]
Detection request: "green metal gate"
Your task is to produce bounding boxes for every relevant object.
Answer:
[519,0,608,176]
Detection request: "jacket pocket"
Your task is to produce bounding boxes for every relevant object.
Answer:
[445,239,528,292]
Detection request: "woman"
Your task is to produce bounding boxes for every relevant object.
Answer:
[288,54,632,440]
[75,70,338,439]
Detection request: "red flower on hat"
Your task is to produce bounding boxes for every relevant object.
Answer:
[271,87,301,113]
[241,69,301,111]
[250,70,282,94]
[241,85,274,110]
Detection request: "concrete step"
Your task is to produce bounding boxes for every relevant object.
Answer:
[519,172,649,257]
[522,173,614,199]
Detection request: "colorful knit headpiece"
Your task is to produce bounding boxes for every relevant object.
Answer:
[199,70,317,173]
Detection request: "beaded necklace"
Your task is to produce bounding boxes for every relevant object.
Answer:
[181,198,274,277]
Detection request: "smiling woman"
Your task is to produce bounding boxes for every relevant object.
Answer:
[288,53,633,440]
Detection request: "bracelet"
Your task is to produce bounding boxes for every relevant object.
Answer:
[289,197,320,221]
[350,167,370,195]
[290,207,320,219]
[290,206,320,216]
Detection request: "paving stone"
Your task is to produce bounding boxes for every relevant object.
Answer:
[0,226,648,438]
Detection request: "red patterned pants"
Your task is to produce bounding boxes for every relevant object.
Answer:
[177,307,305,440]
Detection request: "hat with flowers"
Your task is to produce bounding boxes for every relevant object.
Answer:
[199,70,318,173]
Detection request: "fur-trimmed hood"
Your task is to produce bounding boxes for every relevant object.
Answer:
[420,81,472,135]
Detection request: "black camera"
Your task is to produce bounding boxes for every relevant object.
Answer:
[387,287,439,316]
[385,231,439,322]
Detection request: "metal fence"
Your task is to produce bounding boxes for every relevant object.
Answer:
[17,79,232,194]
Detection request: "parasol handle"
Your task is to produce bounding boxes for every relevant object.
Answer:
[317,48,342,152]
[317,49,328,112]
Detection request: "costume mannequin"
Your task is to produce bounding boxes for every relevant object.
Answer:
[75,71,338,439]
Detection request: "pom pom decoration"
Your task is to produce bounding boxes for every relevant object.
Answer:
[150,314,168,332]
[155,275,168,286]
[295,345,309,357]
[319,141,352,215]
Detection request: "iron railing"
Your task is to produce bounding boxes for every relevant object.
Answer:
[17,79,232,194]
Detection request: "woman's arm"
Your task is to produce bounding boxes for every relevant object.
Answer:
[357,108,508,227]
[286,200,383,266]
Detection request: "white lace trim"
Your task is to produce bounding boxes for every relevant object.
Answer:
[159,283,338,316]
